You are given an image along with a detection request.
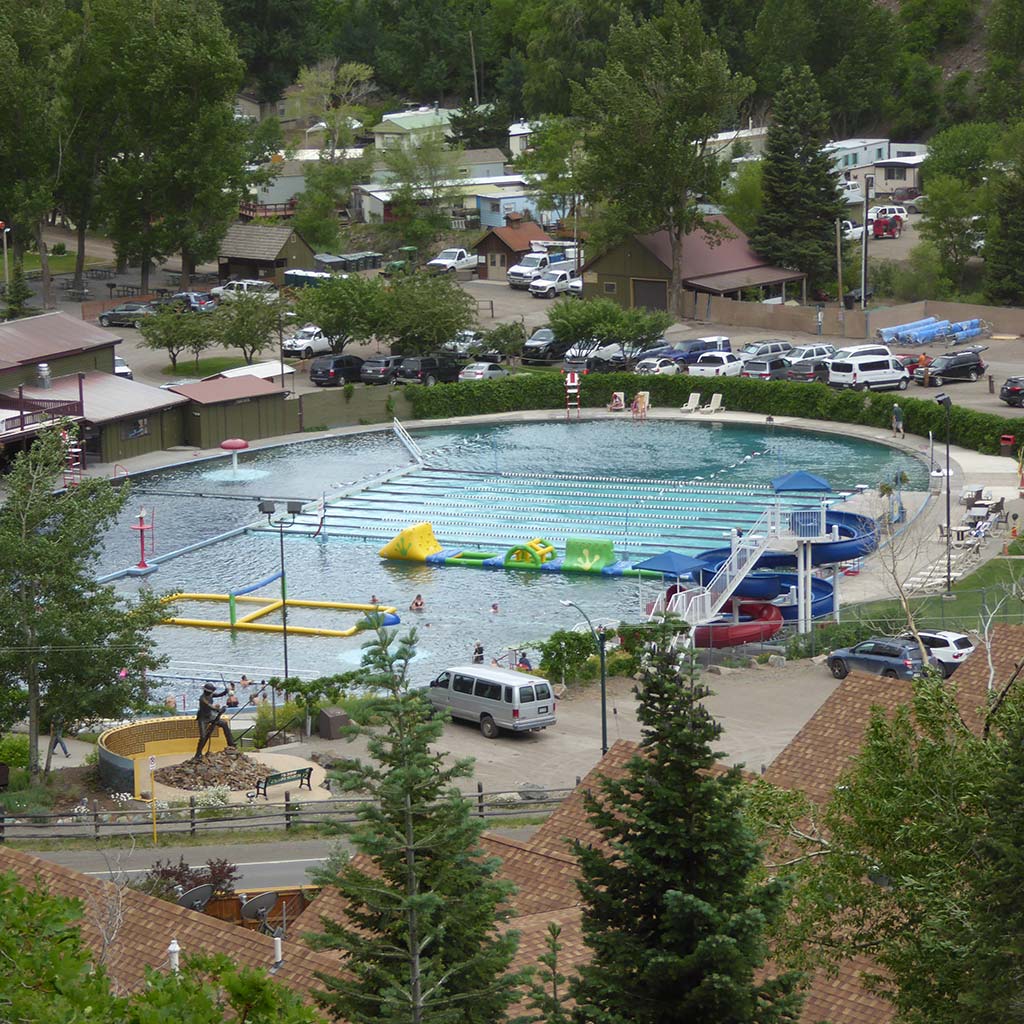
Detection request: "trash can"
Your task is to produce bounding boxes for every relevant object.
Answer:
[318,707,350,740]
[366,251,383,269]
[1001,434,1016,457]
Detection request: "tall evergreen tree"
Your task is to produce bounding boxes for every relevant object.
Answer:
[983,162,1024,306]
[570,625,803,1024]
[749,65,844,290]
[309,627,523,1024]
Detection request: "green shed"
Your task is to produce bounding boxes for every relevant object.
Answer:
[167,376,289,449]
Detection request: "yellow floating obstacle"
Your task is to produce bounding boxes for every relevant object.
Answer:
[163,593,400,638]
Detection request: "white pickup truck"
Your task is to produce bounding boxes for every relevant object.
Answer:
[281,324,332,358]
[507,251,572,289]
[528,267,578,298]
[842,220,865,242]
[426,248,478,273]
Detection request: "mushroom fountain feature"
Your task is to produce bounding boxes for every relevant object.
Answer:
[220,437,249,476]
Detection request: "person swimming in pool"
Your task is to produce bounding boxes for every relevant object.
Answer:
[410,594,425,611]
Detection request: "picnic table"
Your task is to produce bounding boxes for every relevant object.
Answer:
[68,288,91,301]
[86,267,114,279]
[115,284,141,298]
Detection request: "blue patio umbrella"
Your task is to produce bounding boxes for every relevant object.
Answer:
[771,470,831,493]
[633,551,707,577]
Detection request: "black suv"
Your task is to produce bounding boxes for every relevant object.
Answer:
[360,355,404,385]
[1001,377,1024,407]
[913,347,987,387]
[310,353,364,386]
[396,355,463,385]
[522,328,573,366]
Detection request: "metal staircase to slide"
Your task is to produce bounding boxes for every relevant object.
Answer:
[648,505,827,628]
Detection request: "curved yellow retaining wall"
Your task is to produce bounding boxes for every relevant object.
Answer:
[98,716,228,798]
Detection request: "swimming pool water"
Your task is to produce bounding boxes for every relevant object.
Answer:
[102,419,925,694]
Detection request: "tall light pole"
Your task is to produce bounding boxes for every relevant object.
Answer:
[258,499,304,687]
[560,599,607,756]
[0,222,9,294]
[935,392,953,597]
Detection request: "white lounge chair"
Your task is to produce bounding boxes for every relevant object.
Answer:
[679,392,701,414]
[699,393,724,415]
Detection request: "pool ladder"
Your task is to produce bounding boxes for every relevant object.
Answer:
[392,418,425,465]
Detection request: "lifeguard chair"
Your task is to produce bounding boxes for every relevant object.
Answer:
[565,371,581,419]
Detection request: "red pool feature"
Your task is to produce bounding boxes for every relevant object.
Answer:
[694,600,784,649]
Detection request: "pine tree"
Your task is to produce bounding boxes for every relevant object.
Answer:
[309,627,523,1024]
[570,625,804,1024]
[749,65,845,289]
[983,165,1024,306]
[3,260,35,319]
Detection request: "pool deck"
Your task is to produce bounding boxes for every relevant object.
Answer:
[82,407,1021,608]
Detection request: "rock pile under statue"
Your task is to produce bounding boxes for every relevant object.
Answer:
[154,749,272,791]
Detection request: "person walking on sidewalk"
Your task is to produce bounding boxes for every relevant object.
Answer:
[50,718,69,758]
[891,402,905,439]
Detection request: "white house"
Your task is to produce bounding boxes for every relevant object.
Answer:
[508,120,541,156]
[707,125,770,159]
[351,174,532,223]
[370,107,459,150]
[824,139,929,189]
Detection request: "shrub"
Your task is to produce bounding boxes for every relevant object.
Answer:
[605,649,637,677]
[130,855,240,901]
[0,734,30,768]
[403,373,1020,456]
[537,629,598,687]
[252,699,304,748]
[50,242,67,256]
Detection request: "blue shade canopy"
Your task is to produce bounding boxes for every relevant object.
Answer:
[772,470,831,492]
[633,552,707,576]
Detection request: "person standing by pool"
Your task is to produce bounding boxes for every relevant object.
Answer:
[473,641,484,663]
[891,403,905,438]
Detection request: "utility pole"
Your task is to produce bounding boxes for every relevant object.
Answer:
[468,31,479,106]
[834,217,844,323]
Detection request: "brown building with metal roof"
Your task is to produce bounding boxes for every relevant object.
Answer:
[0,310,120,388]
[582,215,806,310]
[218,223,316,286]
[168,376,289,449]
[473,220,553,280]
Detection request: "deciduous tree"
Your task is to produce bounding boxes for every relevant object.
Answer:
[0,428,165,778]
[916,173,982,291]
[293,275,384,351]
[379,273,476,355]
[309,627,523,1024]
[212,293,280,364]
[573,2,753,316]
[749,65,844,289]
[140,307,215,370]
[571,622,804,1024]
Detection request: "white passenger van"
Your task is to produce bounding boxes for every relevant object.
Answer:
[426,665,557,738]
[828,353,909,391]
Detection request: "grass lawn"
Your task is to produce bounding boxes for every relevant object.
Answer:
[21,252,104,275]
[161,355,261,378]
[846,554,1024,632]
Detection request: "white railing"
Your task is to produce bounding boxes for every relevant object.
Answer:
[392,417,425,464]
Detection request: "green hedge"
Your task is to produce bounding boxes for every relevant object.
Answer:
[402,375,1020,456]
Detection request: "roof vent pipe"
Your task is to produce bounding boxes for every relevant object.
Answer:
[168,938,181,973]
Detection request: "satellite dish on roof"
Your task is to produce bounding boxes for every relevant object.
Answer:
[176,883,215,912]
[240,891,280,934]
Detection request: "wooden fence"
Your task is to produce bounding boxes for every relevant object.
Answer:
[0,782,575,844]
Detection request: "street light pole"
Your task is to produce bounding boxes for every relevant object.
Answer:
[259,499,305,689]
[560,599,607,756]
[0,223,9,294]
[935,393,953,597]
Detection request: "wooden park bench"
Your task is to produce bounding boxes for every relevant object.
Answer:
[250,766,313,800]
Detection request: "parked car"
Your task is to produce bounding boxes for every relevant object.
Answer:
[903,195,927,214]
[396,355,463,385]
[827,637,936,680]
[842,220,864,242]
[98,302,151,328]
[913,347,987,386]
[828,354,909,391]
[867,205,909,224]
[426,664,556,737]
[829,344,891,362]
[785,344,836,366]
[786,359,830,383]
[892,187,922,204]
[210,279,279,302]
[459,362,508,381]
[425,247,477,273]
[521,328,572,366]
[897,353,932,371]
[741,356,790,381]
[113,355,133,380]
[1000,376,1024,407]
[310,353,364,386]
[647,336,731,365]
[736,339,793,362]
[528,267,578,298]
[568,277,583,297]
[171,291,217,312]
[442,330,486,356]
[900,629,976,677]
[562,355,617,375]
[689,351,743,377]
[282,324,332,358]
[360,355,404,385]
[635,356,679,376]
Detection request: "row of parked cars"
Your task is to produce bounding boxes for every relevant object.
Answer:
[827,629,976,680]
[309,352,510,388]
[522,328,991,391]
[98,281,278,328]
